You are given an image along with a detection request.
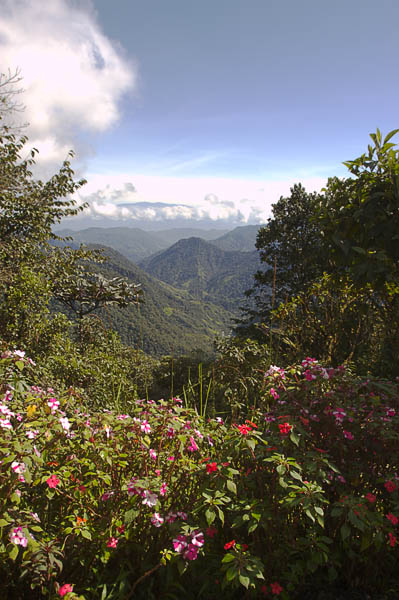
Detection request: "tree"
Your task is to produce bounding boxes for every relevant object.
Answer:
[0,97,140,353]
[317,128,399,287]
[238,184,327,333]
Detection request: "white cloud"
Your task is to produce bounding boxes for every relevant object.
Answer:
[0,0,135,167]
[75,173,327,225]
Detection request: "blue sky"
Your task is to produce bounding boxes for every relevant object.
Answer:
[1,0,399,227]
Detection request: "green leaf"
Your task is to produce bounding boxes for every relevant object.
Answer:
[0,519,9,527]
[205,509,215,525]
[225,566,237,581]
[81,529,92,540]
[226,480,237,494]
[290,431,299,446]
[8,544,18,561]
[222,553,235,563]
[239,574,250,589]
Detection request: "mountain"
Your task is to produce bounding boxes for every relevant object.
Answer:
[83,245,235,356]
[56,226,230,263]
[139,237,260,312]
[211,224,264,252]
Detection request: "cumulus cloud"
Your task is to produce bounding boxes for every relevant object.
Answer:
[0,0,135,169]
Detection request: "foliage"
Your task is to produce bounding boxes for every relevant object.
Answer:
[318,129,399,287]
[240,184,326,331]
[2,350,399,599]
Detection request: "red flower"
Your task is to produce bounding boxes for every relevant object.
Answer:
[206,462,218,473]
[365,492,376,503]
[241,543,248,551]
[237,424,251,435]
[271,581,283,595]
[59,583,73,597]
[386,513,399,526]
[46,474,60,488]
[245,420,257,428]
[224,540,235,550]
[278,422,292,435]
[389,532,397,547]
[107,537,118,548]
[384,480,397,493]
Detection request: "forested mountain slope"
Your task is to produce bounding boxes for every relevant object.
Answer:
[86,245,235,356]
[139,237,260,311]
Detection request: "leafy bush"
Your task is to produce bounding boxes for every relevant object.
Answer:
[1,350,399,599]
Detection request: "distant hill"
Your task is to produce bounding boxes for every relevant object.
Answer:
[211,224,264,252]
[139,237,260,312]
[56,226,229,263]
[84,245,235,356]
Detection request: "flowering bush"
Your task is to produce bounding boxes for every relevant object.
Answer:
[1,350,399,598]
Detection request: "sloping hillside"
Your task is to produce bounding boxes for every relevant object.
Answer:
[85,245,235,356]
[139,237,260,311]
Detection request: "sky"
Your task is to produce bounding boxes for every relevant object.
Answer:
[1,0,399,229]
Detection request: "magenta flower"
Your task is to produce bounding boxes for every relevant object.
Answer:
[366,492,376,503]
[343,430,354,440]
[173,534,187,553]
[107,537,118,548]
[149,448,157,460]
[191,531,204,547]
[151,512,164,527]
[183,543,198,560]
[59,583,73,597]
[188,436,198,452]
[270,387,280,400]
[160,482,167,496]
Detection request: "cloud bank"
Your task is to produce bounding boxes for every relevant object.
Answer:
[65,175,327,229]
[0,0,135,169]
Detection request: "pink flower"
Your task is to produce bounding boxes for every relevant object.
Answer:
[149,448,157,460]
[191,531,204,547]
[304,370,316,381]
[177,511,187,520]
[101,491,114,501]
[384,480,397,493]
[271,582,283,595]
[165,512,177,523]
[173,534,187,553]
[142,490,158,507]
[107,537,118,548]
[270,387,280,400]
[11,461,25,474]
[183,543,198,560]
[58,583,73,597]
[160,482,167,496]
[365,492,376,503]
[140,420,151,434]
[47,398,59,413]
[386,408,396,417]
[10,527,28,547]
[167,427,175,438]
[46,474,60,488]
[188,436,198,452]
[343,430,354,440]
[167,456,175,461]
[151,512,164,527]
